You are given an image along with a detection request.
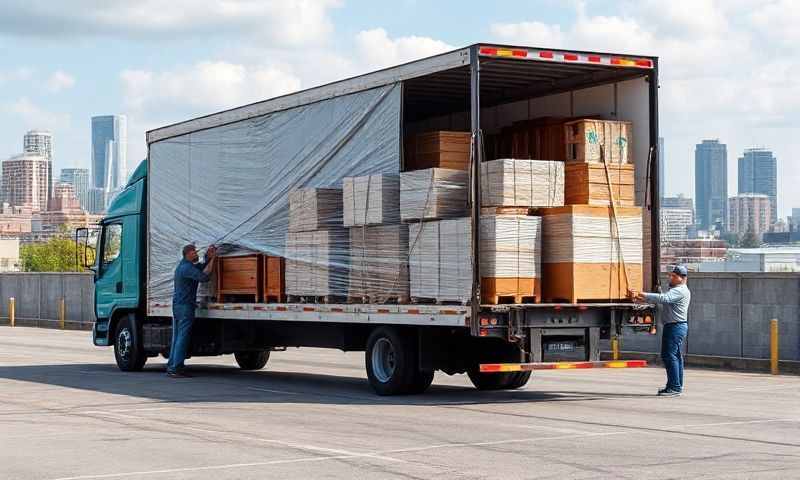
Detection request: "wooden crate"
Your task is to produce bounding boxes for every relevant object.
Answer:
[481,277,540,304]
[540,205,643,303]
[262,255,285,303]
[564,119,632,164]
[216,255,262,303]
[407,131,470,171]
[564,162,636,206]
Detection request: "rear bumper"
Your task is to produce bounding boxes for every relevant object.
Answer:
[479,360,648,373]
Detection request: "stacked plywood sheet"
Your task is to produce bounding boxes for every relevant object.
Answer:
[285,229,349,298]
[540,205,643,303]
[480,215,542,304]
[409,218,472,303]
[481,159,565,208]
[349,225,409,302]
[564,162,635,206]
[400,168,468,222]
[564,119,632,164]
[406,131,470,171]
[342,174,401,226]
[288,187,343,232]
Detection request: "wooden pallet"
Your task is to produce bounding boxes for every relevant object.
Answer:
[262,256,285,303]
[411,297,469,306]
[481,277,540,305]
[216,255,262,303]
[480,206,534,216]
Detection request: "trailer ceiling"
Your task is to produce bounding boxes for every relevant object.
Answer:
[403,57,648,122]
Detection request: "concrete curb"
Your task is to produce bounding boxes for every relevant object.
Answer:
[602,350,800,375]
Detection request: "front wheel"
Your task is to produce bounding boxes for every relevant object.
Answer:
[234,351,270,370]
[114,314,147,372]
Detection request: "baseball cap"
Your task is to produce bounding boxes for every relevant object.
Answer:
[671,265,688,277]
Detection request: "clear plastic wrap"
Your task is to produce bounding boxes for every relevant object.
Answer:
[541,207,643,264]
[148,84,402,307]
[400,168,468,222]
[342,174,401,226]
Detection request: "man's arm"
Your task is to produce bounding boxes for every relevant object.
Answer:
[641,287,685,305]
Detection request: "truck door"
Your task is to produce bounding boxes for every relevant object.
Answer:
[95,220,132,319]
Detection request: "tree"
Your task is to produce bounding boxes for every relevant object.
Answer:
[739,230,760,248]
[20,225,96,272]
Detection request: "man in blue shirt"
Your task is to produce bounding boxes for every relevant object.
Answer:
[630,265,691,397]
[167,244,217,378]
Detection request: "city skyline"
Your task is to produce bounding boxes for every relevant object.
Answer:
[91,114,127,192]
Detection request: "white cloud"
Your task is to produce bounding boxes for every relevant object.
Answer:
[0,0,340,46]
[120,61,301,115]
[46,70,75,92]
[3,97,71,130]
[0,67,33,84]
[354,29,454,71]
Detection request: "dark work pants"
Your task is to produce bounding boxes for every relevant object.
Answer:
[661,322,688,392]
[168,304,195,373]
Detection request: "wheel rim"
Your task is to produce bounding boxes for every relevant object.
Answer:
[117,328,132,359]
[371,337,396,383]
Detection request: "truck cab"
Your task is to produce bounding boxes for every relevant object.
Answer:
[90,160,146,357]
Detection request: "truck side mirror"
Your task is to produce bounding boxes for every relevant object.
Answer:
[75,227,98,273]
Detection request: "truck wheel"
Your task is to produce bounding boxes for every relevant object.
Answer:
[409,370,435,394]
[114,314,147,372]
[234,351,270,370]
[365,327,418,396]
[467,368,530,391]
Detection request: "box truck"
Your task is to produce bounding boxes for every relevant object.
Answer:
[81,44,659,395]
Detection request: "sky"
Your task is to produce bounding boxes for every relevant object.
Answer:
[0,0,797,216]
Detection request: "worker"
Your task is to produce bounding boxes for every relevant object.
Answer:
[167,244,217,378]
[629,265,691,397]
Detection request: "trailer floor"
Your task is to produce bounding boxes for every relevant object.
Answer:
[1,326,798,480]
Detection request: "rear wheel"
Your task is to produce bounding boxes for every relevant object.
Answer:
[234,351,270,370]
[467,368,531,391]
[114,314,147,372]
[365,327,421,395]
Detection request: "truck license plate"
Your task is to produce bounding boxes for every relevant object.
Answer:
[546,341,577,353]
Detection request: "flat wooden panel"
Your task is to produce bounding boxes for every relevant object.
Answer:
[263,256,285,301]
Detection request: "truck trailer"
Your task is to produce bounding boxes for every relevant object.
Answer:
[83,44,659,395]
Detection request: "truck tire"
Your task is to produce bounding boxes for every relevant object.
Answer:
[467,368,530,391]
[409,370,435,394]
[114,314,147,372]
[365,327,419,396]
[234,351,270,370]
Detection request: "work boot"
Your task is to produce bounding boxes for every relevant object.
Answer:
[657,388,680,397]
[167,370,192,378]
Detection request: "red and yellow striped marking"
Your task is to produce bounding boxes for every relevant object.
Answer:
[480,360,647,373]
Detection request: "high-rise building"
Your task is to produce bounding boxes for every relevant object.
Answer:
[695,139,727,232]
[661,208,693,241]
[658,137,665,201]
[59,168,90,211]
[91,115,127,192]
[662,195,694,211]
[728,193,772,237]
[1,153,50,212]
[738,148,777,224]
[51,182,81,211]
[87,187,107,214]
[23,130,53,209]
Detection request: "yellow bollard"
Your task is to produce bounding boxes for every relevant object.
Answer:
[9,297,15,327]
[59,297,66,330]
[611,336,620,360]
[770,319,779,375]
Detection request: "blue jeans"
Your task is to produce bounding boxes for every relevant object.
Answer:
[661,322,688,392]
[168,304,195,373]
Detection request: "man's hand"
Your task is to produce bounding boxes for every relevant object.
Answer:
[627,289,646,302]
[206,245,217,259]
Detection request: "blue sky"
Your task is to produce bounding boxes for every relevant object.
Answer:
[0,0,797,216]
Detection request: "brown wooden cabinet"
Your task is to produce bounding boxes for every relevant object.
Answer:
[216,255,262,303]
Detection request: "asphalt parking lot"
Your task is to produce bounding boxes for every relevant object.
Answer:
[1,326,799,480]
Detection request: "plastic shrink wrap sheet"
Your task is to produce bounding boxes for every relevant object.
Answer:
[349,225,409,302]
[147,84,403,307]
[400,168,468,222]
[480,159,564,207]
[342,174,401,226]
[408,218,471,304]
